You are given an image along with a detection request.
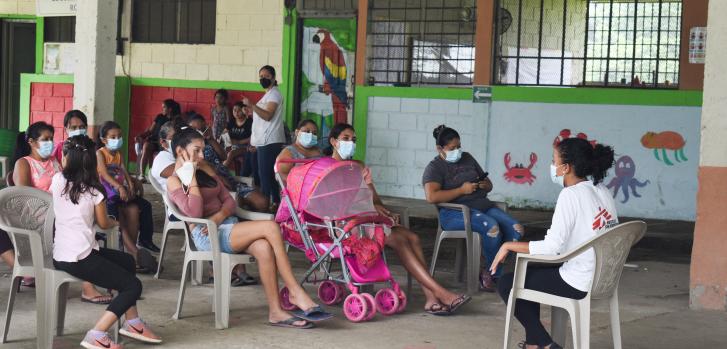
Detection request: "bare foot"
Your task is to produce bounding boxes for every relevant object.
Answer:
[269,309,308,326]
[287,287,318,311]
[436,290,461,307]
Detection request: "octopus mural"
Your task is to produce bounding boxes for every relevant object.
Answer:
[606,155,650,203]
[503,152,537,185]
[641,131,688,166]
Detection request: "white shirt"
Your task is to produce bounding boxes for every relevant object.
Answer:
[51,173,104,262]
[250,86,285,146]
[529,181,618,292]
[151,149,176,192]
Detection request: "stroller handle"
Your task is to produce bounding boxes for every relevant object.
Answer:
[274,158,316,173]
[342,215,395,233]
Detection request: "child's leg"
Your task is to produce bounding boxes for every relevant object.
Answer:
[120,204,140,258]
[133,198,154,245]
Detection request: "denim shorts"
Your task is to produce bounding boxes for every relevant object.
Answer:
[191,216,238,253]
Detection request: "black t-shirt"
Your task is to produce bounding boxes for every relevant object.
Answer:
[150,114,169,141]
[227,117,252,141]
[421,152,494,212]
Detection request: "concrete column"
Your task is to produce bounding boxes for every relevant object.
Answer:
[690,0,727,311]
[73,0,118,136]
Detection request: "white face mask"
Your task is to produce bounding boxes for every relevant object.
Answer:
[550,163,565,187]
[176,162,196,187]
[67,128,87,137]
[166,140,173,151]
[336,140,356,160]
[298,132,317,148]
[445,148,462,163]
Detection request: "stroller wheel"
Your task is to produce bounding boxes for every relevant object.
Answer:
[396,291,407,313]
[375,288,400,316]
[343,294,369,322]
[334,283,347,303]
[279,286,299,311]
[317,281,342,306]
[361,293,377,321]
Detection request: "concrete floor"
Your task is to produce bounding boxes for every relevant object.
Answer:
[0,189,725,348]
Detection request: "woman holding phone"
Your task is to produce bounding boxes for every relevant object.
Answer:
[422,125,524,292]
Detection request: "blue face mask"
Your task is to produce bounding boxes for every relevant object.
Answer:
[445,148,462,163]
[337,140,356,160]
[298,132,317,148]
[38,141,54,159]
[67,128,87,137]
[107,137,123,151]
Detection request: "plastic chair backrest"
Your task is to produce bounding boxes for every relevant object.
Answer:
[5,170,14,187]
[0,186,55,268]
[162,192,203,253]
[589,221,646,299]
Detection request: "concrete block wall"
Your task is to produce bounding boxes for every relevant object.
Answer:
[0,0,34,14]
[116,0,284,83]
[29,82,74,143]
[365,96,488,201]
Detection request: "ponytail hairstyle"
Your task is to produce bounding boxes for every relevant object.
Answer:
[170,127,217,188]
[96,120,122,149]
[432,124,460,148]
[323,122,355,156]
[63,110,88,128]
[61,135,106,205]
[556,138,615,185]
[14,121,54,163]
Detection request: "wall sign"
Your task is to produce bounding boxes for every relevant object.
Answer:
[36,0,77,17]
[689,27,707,64]
[472,86,492,103]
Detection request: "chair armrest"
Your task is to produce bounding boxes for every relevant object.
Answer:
[511,252,569,289]
[235,207,273,221]
[386,204,410,229]
[493,201,508,213]
[435,203,471,229]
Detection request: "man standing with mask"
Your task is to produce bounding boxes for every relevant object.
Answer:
[243,65,285,212]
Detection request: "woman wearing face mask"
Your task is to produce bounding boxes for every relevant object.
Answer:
[423,125,524,292]
[52,110,89,163]
[492,138,617,349]
[242,65,286,211]
[222,101,254,172]
[275,119,321,183]
[167,127,333,327]
[326,123,471,315]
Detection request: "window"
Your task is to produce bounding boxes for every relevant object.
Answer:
[44,16,76,43]
[494,0,682,88]
[132,0,216,44]
[367,0,477,86]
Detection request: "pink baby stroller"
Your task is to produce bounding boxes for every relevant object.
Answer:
[275,157,407,322]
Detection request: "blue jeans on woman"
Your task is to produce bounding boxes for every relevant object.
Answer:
[439,206,522,278]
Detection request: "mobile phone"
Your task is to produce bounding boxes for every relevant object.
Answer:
[480,172,489,181]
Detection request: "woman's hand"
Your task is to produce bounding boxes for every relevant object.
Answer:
[489,244,510,275]
[175,149,199,171]
[374,204,391,218]
[118,186,129,202]
[460,182,477,195]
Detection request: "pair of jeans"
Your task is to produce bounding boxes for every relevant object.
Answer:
[54,248,142,318]
[439,206,522,278]
[497,266,587,346]
[255,143,283,204]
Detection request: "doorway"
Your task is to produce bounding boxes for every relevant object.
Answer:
[0,20,36,130]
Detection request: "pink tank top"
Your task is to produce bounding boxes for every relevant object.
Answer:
[23,156,62,192]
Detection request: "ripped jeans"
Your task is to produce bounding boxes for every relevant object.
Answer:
[439,206,522,278]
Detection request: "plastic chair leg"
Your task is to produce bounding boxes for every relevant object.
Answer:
[454,239,465,283]
[191,260,205,286]
[569,304,582,349]
[56,283,70,336]
[1,276,21,343]
[502,292,516,349]
[173,259,191,320]
[155,219,170,279]
[578,304,591,349]
[610,291,622,349]
[551,306,569,347]
[467,235,480,295]
[429,231,443,275]
[215,259,232,329]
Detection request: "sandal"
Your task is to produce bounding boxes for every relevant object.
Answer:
[81,294,114,305]
[231,272,258,287]
[292,305,334,322]
[447,294,472,314]
[425,303,450,316]
[269,317,314,329]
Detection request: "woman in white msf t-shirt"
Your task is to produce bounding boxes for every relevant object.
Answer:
[492,137,617,349]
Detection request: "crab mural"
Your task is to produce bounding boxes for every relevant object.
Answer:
[641,131,688,166]
[606,155,650,203]
[503,152,538,185]
[553,129,597,147]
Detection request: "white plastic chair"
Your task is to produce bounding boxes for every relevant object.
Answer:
[164,192,273,329]
[502,221,647,349]
[429,201,508,294]
[149,175,191,279]
[0,186,119,348]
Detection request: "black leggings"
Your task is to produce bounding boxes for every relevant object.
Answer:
[255,143,283,204]
[498,266,588,347]
[135,197,154,244]
[54,248,142,318]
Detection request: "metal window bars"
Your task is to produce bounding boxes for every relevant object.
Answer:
[494,0,681,88]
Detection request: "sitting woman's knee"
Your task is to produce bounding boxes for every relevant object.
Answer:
[248,239,274,262]
[486,225,501,238]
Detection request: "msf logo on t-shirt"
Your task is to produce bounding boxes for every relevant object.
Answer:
[592,207,616,231]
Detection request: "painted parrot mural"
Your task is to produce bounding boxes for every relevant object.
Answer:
[312,29,349,124]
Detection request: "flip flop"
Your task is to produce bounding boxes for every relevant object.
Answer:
[268,317,314,329]
[292,305,334,322]
[81,294,114,305]
[447,294,472,314]
[231,272,258,287]
[425,303,451,316]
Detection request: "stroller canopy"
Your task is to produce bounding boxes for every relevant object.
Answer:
[285,157,376,221]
